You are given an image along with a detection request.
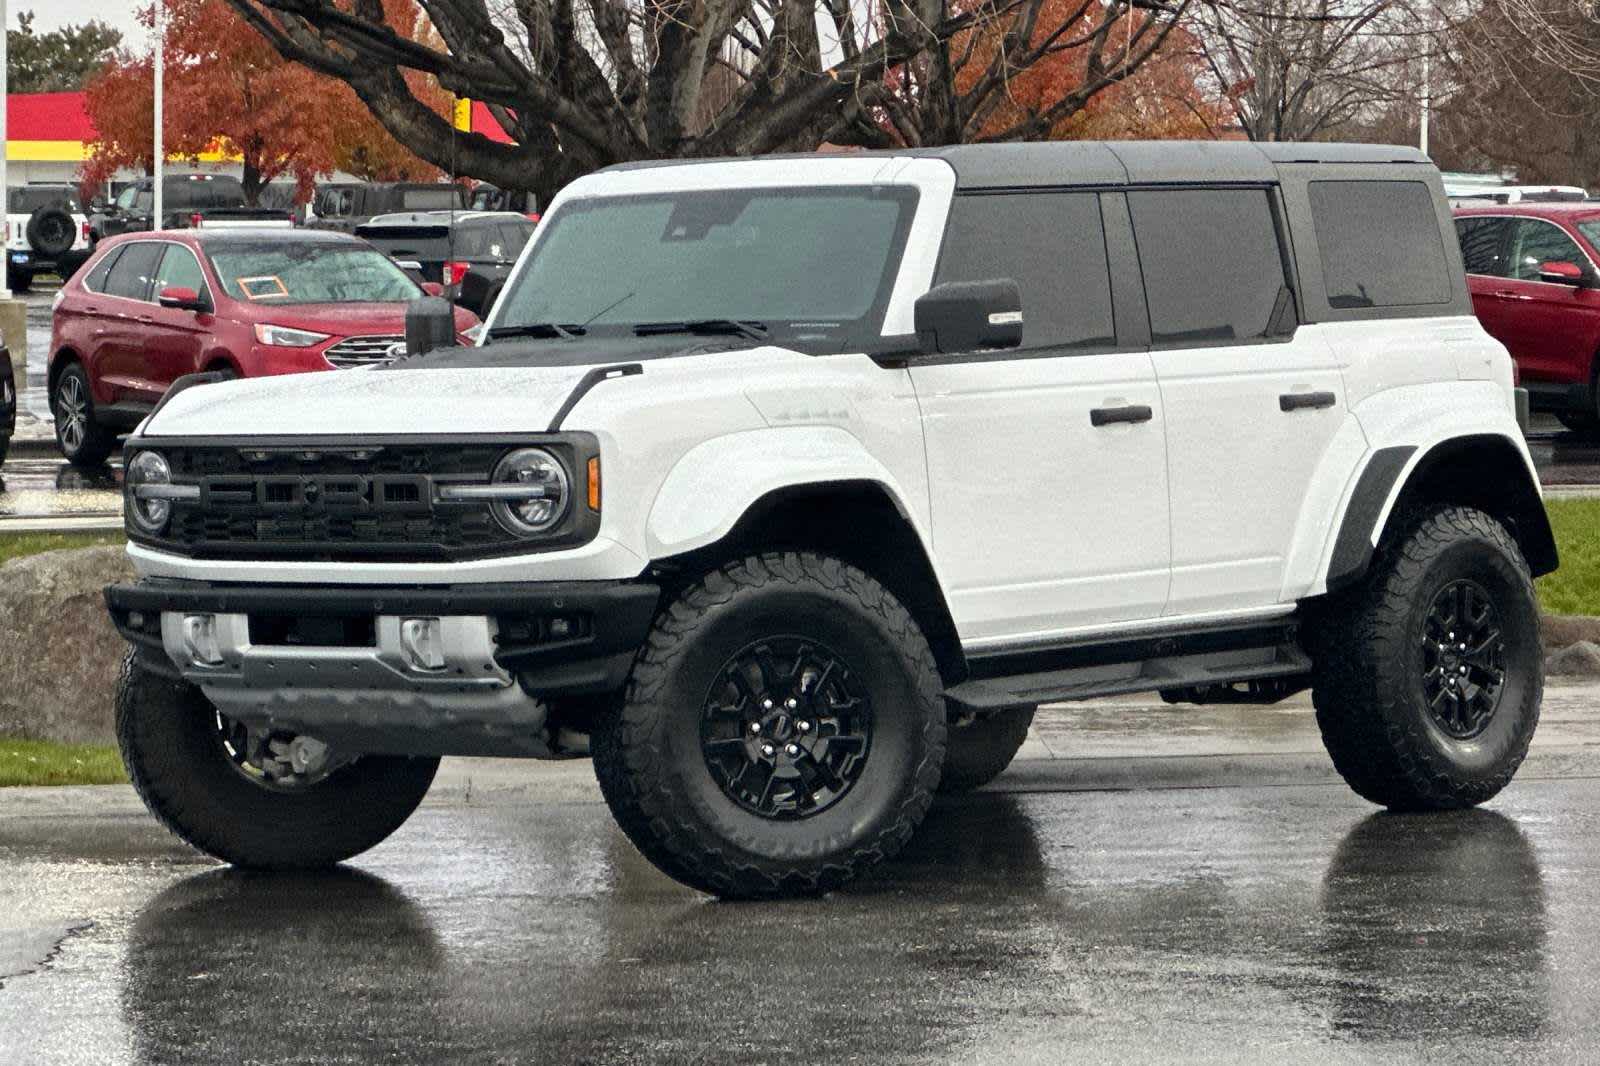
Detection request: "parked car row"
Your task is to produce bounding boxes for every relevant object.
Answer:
[47,228,478,466]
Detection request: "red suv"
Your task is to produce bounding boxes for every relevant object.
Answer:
[1454,203,1600,431]
[48,229,478,466]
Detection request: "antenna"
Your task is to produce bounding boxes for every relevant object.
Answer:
[448,95,459,295]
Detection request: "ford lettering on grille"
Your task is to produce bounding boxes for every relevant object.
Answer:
[200,474,433,514]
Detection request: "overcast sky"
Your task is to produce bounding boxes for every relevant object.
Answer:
[9,2,149,52]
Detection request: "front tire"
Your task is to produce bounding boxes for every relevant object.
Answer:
[592,552,946,899]
[939,705,1036,793]
[1311,506,1542,811]
[52,362,116,467]
[115,652,439,868]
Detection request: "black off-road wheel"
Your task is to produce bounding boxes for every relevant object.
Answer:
[939,705,1036,793]
[52,362,116,467]
[1312,506,1542,811]
[116,652,439,868]
[592,552,947,899]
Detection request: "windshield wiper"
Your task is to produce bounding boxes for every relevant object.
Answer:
[487,322,586,341]
[634,319,769,342]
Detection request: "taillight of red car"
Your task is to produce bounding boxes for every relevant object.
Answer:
[443,260,470,287]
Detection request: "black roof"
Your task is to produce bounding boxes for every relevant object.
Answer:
[602,140,1434,189]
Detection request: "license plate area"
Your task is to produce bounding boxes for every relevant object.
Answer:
[248,613,377,648]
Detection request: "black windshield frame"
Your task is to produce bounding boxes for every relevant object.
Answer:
[490,184,921,356]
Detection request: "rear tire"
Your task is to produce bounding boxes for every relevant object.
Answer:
[7,268,33,293]
[1311,506,1542,811]
[592,552,946,899]
[115,652,439,868]
[52,362,116,467]
[939,705,1035,793]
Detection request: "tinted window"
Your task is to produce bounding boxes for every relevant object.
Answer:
[1455,216,1511,278]
[9,187,81,213]
[1508,218,1586,281]
[102,242,163,300]
[400,187,463,211]
[1129,188,1287,344]
[152,244,209,299]
[82,247,122,293]
[1309,180,1450,307]
[935,192,1114,350]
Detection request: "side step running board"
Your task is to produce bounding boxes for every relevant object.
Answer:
[944,620,1311,711]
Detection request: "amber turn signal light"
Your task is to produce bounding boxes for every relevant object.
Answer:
[587,457,601,511]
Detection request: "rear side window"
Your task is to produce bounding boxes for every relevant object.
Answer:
[102,242,163,300]
[1507,218,1587,281]
[1309,180,1450,308]
[1128,188,1288,344]
[1455,216,1511,278]
[935,192,1114,351]
[82,247,123,293]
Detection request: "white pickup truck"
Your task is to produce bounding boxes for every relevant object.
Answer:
[105,142,1554,899]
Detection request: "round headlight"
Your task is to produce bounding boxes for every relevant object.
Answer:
[490,448,569,536]
[126,450,174,534]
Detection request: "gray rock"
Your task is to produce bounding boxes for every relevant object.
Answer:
[1546,640,1600,679]
[1542,613,1600,654]
[0,546,134,744]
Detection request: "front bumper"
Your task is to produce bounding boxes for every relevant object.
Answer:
[106,578,659,756]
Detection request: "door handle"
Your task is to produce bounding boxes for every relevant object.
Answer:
[1492,289,1527,299]
[1090,404,1154,427]
[1279,390,1337,412]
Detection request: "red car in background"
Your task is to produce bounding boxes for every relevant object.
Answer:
[1453,203,1600,432]
[47,229,478,466]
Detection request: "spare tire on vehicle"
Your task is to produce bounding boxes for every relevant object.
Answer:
[26,207,75,258]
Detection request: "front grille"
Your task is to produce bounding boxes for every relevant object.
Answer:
[130,436,600,562]
[324,335,405,369]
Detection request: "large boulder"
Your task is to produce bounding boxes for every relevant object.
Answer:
[0,545,134,744]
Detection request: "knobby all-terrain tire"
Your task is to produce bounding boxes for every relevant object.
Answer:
[115,651,439,868]
[939,705,1036,793]
[592,552,947,899]
[1311,506,1542,811]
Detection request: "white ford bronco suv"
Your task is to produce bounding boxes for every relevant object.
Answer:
[106,142,1555,899]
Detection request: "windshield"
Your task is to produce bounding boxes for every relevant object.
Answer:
[401,187,464,211]
[491,185,919,354]
[1574,220,1600,252]
[206,244,421,303]
[114,186,139,211]
[10,187,81,214]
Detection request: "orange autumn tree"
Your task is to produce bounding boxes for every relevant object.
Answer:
[82,0,447,204]
[956,6,1227,141]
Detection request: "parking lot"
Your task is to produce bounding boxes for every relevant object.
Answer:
[7,690,1600,1066]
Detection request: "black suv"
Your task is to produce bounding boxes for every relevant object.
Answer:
[355,210,534,316]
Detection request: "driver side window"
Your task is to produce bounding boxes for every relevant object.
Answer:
[1509,218,1585,282]
[152,244,210,303]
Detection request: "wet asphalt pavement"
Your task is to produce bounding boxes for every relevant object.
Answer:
[3,759,1600,1065]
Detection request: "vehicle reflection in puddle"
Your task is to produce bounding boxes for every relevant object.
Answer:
[0,458,121,517]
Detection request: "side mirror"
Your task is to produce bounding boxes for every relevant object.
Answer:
[913,279,1023,354]
[420,281,446,298]
[157,286,209,313]
[405,295,457,356]
[1539,260,1586,286]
